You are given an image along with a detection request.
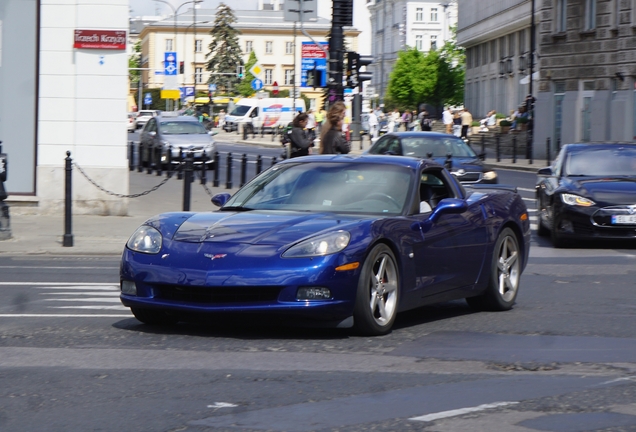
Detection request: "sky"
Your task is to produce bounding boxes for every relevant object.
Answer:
[129,0,372,54]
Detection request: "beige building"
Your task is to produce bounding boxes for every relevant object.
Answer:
[136,6,360,109]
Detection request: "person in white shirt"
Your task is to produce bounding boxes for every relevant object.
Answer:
[442,107,453,134]
[367,111,379,140]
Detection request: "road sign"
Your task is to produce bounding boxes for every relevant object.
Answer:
[144,93,152,105]
[301,42,328,88]
[251,78,264,91]
[164,52,177,76]
[208,83,217,92]
[272,81,279,95]
[249,63,263,77]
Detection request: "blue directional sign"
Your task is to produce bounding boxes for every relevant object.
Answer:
[251,78,263,91]
[208,83,217,92]
[144,93,152,105]
[301,42,328,88]
[164,51,177,76]
[179,86,195,100]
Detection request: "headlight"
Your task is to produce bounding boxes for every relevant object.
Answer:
[482,170,498,181]
[561,193,595,207]
[283,231,350,258]
[126,225,162,254]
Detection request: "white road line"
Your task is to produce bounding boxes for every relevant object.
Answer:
[50,306,130,310]
[0,282,116,286]
[39,286,118,291]
[0,266,118,270]
[40,292,119,296]
[0,314,131,318]
[409,401,519,422]
[517,187,535,192]
[522,197,535,202]
[44,298,122,303]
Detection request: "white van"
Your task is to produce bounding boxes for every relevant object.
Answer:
[223,98,306,132]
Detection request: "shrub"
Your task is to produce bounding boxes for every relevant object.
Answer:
[471,121,481,127]
[495,112,507,119]
[516,116,528,124]
[499,120,512,127]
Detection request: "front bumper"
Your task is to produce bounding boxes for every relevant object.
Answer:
[555,205,636,240]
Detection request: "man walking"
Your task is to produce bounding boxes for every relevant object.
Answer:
[443,107,453,134]
[460,108,473,140]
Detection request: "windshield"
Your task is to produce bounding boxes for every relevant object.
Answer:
[224,162,414,215]
[370,136,477,158]
[159,121,207,135]
[229,105,251,116]
[565,147,636,176]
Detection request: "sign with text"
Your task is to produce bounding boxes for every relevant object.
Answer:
[301,42,328,88]
[74,30,126,50]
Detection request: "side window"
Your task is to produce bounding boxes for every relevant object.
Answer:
[419,168,456,210]
[373,137,402,155]
[145,119,155,132]
[251,107,259,117]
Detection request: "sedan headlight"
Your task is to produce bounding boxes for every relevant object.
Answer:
[283,231,350,258]
[482,170,498,181]
[126,225,162,254]
[560,193,595,207]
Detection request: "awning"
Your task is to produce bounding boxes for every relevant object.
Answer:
[520,71,540,85]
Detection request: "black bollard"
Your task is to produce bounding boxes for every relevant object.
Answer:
[512,135,517,164]
[256,154,263,175]
[63,151,73,247]
[480,134,485,160]
[226,152,233,189]
[243,124,248,140]
[137,141,144,172]
[166,145,173,178]
[147,143,154,174]
[156,146,163,177]
[496,134,501,162]
[240,153,247,187]
[200,153,208,185]
[271,156,277,167]
[182,151,194,211]
[546,137,551,166]
[177,148,184,180]
[128,141,134,171]
[213,151,220,187]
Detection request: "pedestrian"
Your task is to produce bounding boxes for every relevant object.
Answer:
[315,108,324,134]
[452,111,462,137]
[388,108,400,132]
[320,101,350,154]
[367,110,379,140]
[443,107,453,134]
[420,110,432,131]
[401,110,412,131]
[410,110,419,131]
[218,109,226,130]
[306,109,317,140]
[460,108,473,140]
[288,113,314,158]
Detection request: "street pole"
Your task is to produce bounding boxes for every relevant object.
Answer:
[328,20,344,105]
[526,0,535,161]
[293,20,297,114]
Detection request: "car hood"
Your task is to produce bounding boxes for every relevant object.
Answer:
[170,211,367,247]
[432,156,485,172]
[563,177,636,205]
[162,134,213,147]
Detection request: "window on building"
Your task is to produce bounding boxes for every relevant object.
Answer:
[245,41,253,53]
[416,7,423,22]
[195,67,203,84]
[583,81,595,91]
[499,36,506,58]
[556,0,567,32]
[490,40,496,63]
[284,69,294,85]
[508,34,515,57]
[584,0,596,30]
[166,39,173,51]
[264,69,273,85]
[430,35,437,51]
[518,29,526,54]
[430,7,438,22]
[266,41,273,54]
[416,35,423,51]
[286,41,293,55]
[195,39,202,53]
[475,44,481,66]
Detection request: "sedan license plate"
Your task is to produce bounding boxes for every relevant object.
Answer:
[611,215,636,225]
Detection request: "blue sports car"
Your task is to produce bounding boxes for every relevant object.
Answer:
[120,155,530,335]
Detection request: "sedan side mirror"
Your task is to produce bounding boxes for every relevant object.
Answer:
[211,193,231,207]
[148,131,156,137]
[537,167,553,176]
[208,131,218,136]
[417,198,468,233]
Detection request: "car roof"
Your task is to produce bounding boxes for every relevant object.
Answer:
[277,154,443,170]
[156,115,199,123]
[564,142,636,151]
[380,132,462,139]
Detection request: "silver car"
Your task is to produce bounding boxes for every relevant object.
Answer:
[139,114,216,169]
[135,109,160,130]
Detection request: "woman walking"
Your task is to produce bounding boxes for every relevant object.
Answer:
[288,113,314,158]
[319,102,350,154]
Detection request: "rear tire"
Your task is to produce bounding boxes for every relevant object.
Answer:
[353,244,400,336]
[131,307,179,325]
[466,228,520,311]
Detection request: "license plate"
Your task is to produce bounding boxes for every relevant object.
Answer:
[611,215,636,224]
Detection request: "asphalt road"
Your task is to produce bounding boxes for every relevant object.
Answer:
[1,168,636,431]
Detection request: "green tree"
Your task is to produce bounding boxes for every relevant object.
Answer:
[128,40,141,84]
[205,3,243,94]
[236,51,257,97]
[438,25,465,106]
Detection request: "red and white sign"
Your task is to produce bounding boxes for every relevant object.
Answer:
[272,81,279,95]
[301,43,328,59]
[74,30,127,50]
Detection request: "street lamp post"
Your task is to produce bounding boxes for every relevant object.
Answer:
[183,21,209,96]
[526,0,535,161]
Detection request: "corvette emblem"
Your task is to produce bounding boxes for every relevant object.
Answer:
[204,253,227,261]
[629,205,636,215]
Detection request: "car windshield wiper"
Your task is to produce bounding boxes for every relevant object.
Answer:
[219,206,253,212]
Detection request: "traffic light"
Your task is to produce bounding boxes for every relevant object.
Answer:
[357,55,373,84]
[306,68,323,88]
[237,65,244,78]
[332,0,353,27]
[346,51,359,88]
[179,61,184,74]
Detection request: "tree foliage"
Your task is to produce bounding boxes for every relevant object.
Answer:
[236,51,257,97]
[128,41,141,83]
[205,3,243,94]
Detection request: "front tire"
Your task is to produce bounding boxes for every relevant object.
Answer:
[466,228,520,311]
[353,244,400,336]
[537,213,550,237]
[131,307,179,325]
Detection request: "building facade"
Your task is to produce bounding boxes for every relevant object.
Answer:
[367,0,458,101]
[137,6,360,109]
[1,0,130,215]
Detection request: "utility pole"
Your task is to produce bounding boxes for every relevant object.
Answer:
[526,0,535,161]
[328,0,352,105]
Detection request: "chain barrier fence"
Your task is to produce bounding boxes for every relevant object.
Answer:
[468,132,558,167]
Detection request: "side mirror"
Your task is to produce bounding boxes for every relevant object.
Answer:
[428,198,467,223]
[537,167,553,176]
[148,131,156,137]
[208,131,218,136]
[211,193,231,207]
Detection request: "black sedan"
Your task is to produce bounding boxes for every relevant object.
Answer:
[365,132,498,184]
[536,143,636,247]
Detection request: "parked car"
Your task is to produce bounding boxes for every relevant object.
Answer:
[139,113,216,169]
[366,132,498,184]
[120,155,530,335]
[127,112,137,133]
[135,109,160,130]
[536,142,636,247]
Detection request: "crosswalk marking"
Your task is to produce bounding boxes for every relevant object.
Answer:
[44,297,122,303]
[50,306,130,311]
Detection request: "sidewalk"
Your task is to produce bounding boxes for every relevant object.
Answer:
[0,130,541,256]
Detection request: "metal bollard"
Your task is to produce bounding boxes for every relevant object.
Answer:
[177,148,184,180]
[546,137,551,166]
[480,134,485,160]
[200,153,208,185]
[147,144,154,174]
[271,156,277,167]
[512,135,517,164]
[129,141,134,171]
[156,146,163,176]
[256,154,263,175]
[63,151,73,247]
[182,151,194,211]
[240,153,247,187]
[137,141,144,173]
[213,151,220,187]
[496,134,501,162]
[226,152,233,189]
[243,124,248,140]
[252,123,256,139]
[166,145,173,178]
